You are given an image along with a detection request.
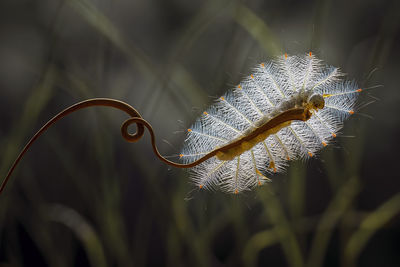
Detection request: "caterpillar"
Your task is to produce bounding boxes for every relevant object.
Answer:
[180,52,361,194]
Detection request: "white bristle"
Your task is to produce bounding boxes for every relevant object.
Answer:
[181,53,361,194]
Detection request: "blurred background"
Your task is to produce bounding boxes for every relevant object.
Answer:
[0,0,399,266]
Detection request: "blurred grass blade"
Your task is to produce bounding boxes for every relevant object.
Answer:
[344,193,400,265]
[0,66,56,187]
[48,204,107,267]
[243,228,279,267]
[67,0,156,81]
[288,161,306,220]
[258,189,304,267]
[307,177,360,267]
[149,0,235,114]
[170,185,210,267]
[233,4,282,55]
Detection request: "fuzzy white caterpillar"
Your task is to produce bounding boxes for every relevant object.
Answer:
[180,53,361,194]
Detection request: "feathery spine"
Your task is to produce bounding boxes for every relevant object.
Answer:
[181,53,360,194]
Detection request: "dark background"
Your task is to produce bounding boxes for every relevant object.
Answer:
[1,0,399,266]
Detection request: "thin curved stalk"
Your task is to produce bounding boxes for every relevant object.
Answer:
[1,98,310,195]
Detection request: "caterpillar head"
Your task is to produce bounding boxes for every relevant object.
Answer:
[307,94,325,111]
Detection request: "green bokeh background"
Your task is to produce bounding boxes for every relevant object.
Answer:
[1,0,399,266]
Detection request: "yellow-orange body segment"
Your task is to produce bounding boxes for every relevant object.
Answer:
[216,121,292,160]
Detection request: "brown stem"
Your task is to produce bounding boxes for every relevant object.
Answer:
[0,98,309,195]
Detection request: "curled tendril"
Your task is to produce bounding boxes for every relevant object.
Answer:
[0,98,310,195]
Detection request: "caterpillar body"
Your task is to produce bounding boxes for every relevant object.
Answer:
[180,53,361,194]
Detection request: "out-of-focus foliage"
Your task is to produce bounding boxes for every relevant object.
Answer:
[0,0,399,266]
